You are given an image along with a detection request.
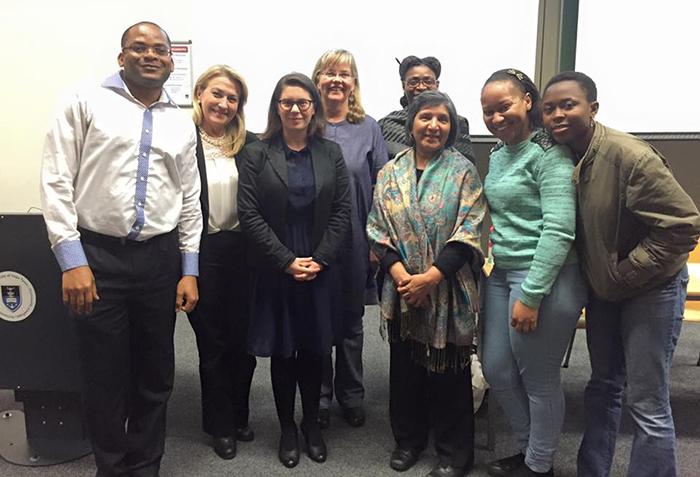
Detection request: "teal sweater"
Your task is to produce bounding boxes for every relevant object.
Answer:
[484,130,577,308]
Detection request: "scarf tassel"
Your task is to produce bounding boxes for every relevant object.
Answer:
[390,309,472,373]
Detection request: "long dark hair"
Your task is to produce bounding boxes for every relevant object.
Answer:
[261,72,325,140]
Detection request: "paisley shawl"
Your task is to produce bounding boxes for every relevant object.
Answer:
[366,147,485,371]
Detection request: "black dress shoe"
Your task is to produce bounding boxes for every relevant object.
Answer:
[488,453,526,476]
[389,447,420,472]
[317,408,330,429]
[212,437,236,460]
[342,406,365,427]
[235,425,255,442]
[427,465,470,477]
[278,429,299,468]
[300,422,327,463]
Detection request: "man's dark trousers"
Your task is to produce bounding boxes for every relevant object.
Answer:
[71,228,180,477]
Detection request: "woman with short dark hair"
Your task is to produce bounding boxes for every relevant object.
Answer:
[543,71,700,477]
[368,90,485,477]
[378,55,475,162]
[237,72,352,468]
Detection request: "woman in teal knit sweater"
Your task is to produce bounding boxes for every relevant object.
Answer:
[479,69,587,477]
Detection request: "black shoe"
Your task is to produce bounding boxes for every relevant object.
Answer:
[212,436,237,460]
[488,453,526,476]
[278,428,299,468]
[317,408,330,429]
[513,465,554,477]
[300,422,327,463]
[427,465,470,477]
[342,406,365,427]
[389,447,420,472]
[235,425,255,442]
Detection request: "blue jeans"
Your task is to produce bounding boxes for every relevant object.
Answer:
[482,264,588,473]
[577,267,688,477]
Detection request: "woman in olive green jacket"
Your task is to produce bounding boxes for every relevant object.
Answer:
[542,71,700,477]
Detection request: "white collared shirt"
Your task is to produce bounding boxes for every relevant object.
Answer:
[40,71,202,275]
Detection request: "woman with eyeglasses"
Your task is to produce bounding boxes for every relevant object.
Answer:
[378,55,476,162]
[237,72,351,468]
[310,49,389,430]
[186,65,259,460]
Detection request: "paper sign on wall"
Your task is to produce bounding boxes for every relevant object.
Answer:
[164,41,193,107]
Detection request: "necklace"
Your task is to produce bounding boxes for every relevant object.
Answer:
[199,126,231,148]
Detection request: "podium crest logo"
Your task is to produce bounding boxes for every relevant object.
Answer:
[0,271,36,322]
[2,285,21,312]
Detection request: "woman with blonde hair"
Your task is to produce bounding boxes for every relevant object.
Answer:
[186,64,259,460]
[311,49,388,429]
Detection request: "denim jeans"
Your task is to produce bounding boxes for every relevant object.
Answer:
[577,266,688,477]
[482,264,588,473]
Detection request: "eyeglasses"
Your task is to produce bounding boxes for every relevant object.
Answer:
[278,99,314,111]
[404,77,437,88]
[122,43,171,57]
[322,70,353,80]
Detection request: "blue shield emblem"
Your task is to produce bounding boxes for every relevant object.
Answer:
[2,285,21,312]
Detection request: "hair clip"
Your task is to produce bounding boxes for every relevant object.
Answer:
[508,69,524,81]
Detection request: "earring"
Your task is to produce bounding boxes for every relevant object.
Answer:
[590,117,595,127]
[349,91,356,104]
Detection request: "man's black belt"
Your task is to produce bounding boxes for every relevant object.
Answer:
[78,227,176,246]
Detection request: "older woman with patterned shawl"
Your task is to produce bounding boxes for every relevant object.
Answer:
[367,90,485,477]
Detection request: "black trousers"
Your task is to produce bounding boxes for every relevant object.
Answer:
[72,229,180,477]
[186,231,256,436]
[271,351,324,431]
[389,337,475,468]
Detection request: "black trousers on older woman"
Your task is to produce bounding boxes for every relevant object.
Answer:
[389,322,475,469]
[187,231,257,437]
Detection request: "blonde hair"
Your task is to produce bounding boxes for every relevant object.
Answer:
[192,65,249,157]
[312,49,366,124]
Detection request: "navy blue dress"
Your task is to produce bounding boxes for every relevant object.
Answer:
[247,146,341,358]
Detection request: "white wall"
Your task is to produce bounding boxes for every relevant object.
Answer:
[576,0,700,133]
[191,0,538,135]
[0,0,539,213]
[0,0,194,213]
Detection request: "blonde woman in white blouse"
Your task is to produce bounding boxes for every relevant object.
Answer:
[187,65,260,460]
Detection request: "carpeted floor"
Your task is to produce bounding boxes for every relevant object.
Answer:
[2,306,700,476]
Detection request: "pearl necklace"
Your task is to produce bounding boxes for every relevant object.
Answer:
[199,127,232,148]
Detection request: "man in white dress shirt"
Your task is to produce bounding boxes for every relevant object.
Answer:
[40,21,202,477]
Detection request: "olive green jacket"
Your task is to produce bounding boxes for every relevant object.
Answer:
[574,123,700,302]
